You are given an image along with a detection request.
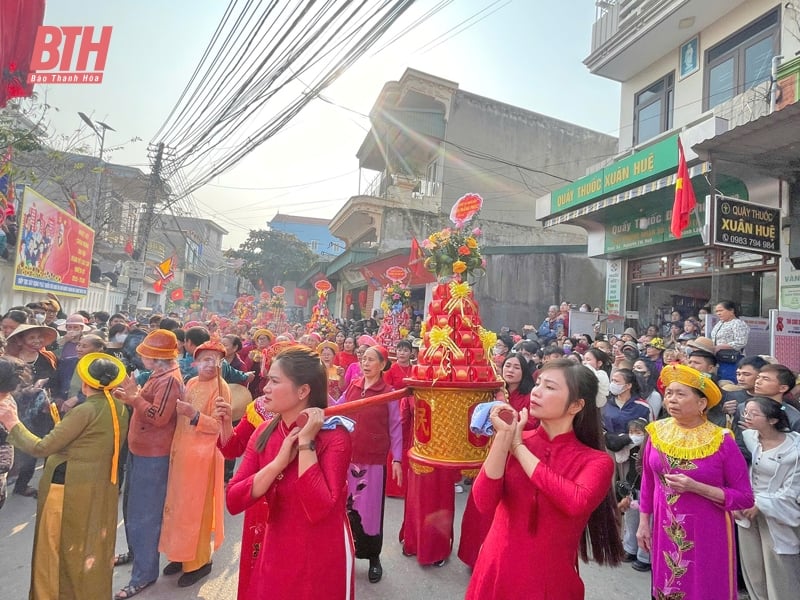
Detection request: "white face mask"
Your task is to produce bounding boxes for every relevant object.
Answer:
[629,434,645,446]
[609,382,626,396]
[579,307,588,312]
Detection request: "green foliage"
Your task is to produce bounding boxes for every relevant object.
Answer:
[0,100,46,152]
[226,229,317,289]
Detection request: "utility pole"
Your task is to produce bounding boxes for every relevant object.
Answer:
[125,142,165,315]
[78,112,115,231]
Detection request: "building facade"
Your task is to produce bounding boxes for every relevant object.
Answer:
[315,68,620,330]
[148,214,232,316]
[536,0,800,330]
[268,213,344,257]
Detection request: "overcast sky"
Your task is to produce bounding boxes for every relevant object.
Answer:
[36,0,620,249]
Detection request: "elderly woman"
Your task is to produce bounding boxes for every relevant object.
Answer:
[637,364,753,600]
[6,324,58,498]
[114,330,184,599]
[60,334,106,413]
[0,353,129,600]
[336,345,402,583]
[317,341,343,400]
[711,301,750,382]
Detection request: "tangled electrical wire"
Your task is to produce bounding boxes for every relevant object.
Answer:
[152,0,417,200]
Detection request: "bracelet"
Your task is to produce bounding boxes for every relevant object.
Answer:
[189,411,200,426]
[392,460,401,464]
[510,442,522,453]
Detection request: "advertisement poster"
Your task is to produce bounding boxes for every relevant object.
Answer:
[771,310,800,374]
[13,187,94,297]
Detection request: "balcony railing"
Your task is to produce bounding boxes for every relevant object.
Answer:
[710,81,773,130]
[591,1,619,51]
[361,172,441,200]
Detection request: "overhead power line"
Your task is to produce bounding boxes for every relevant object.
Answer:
[151,0,419,202]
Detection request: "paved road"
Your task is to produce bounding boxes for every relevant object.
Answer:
[1,470,651,599]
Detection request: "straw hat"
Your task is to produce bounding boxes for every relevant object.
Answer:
[57,313,91,333]
[316,341,338,355]
[77,352,126,389]
[7,324,58,346]
[659,364,722,410]
[136,329,179,360]
[686,336,715,354]
[253,328,274,343]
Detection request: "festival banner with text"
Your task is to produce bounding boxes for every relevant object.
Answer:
[13,187,94,297]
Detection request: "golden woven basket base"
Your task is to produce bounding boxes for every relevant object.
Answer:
[409,387,495,468]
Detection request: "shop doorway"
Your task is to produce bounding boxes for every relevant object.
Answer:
[628,249,777,331]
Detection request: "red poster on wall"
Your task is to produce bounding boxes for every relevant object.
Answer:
[13,187,95,297]
[294,288,309,307]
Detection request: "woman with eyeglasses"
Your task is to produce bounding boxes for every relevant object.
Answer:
[492,335,513,370]
[736,396,800,600]
[340,335,375,394]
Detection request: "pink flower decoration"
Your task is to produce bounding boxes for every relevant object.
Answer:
[472,227,482,236]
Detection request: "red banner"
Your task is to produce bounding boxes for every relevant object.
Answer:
[294,288,309,307]
[14,187,94,297]
[0,1,45,108]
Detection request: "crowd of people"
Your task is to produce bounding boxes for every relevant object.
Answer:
[0,296,798,599]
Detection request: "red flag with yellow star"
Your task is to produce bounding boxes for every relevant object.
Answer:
[670,138,697,239]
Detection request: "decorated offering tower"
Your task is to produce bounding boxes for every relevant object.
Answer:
[404,193,503,473]
[306,279,336,339]
[376,268,412,350]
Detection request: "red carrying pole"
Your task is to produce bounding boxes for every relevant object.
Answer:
[325,387,410,416]
[296,387,411,428]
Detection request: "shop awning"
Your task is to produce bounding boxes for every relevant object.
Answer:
[693,101,800,180]
[543,163,711,228]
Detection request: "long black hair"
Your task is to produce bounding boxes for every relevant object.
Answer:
[748,396,791,432]
[613,367,644,399]
[502,353,534,396]
[542,359,624,565]
[633,357,658,399]
[584,347,612,375]
[255,346,327,452]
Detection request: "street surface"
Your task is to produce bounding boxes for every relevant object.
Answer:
[0,468,651,599]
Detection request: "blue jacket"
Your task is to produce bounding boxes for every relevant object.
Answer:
[602,397,651,433]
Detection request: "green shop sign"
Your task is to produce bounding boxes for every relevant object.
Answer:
[604,200,704,254]
[551,135,679,214]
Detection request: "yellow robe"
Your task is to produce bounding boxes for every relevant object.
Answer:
[158,376,229,563]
